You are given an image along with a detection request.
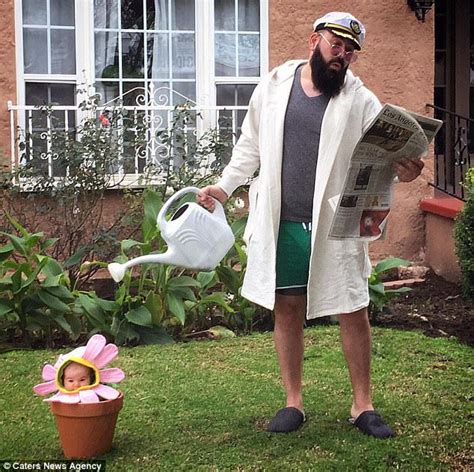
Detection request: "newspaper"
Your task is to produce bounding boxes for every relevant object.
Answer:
[328,104,443,240]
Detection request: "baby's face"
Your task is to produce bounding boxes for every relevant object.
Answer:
[63,363,92,390]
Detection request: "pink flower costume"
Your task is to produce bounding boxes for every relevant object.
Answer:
[33,334,125,403]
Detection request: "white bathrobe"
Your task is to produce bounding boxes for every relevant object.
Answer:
[218,60,382,319]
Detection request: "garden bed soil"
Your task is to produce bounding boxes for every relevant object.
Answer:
[376,271,473,347]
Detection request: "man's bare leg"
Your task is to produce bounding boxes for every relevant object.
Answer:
[273,293,307,411]
[338,307,395,438]
[338,307,373,418]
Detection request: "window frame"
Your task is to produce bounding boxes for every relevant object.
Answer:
[15,0,269,110]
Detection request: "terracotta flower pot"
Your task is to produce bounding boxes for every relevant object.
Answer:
[50,393,124,459]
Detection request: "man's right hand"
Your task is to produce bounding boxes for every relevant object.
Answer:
[197,185,228,211]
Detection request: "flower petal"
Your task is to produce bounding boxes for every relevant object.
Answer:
[93,344,118,369]
[79,389,100,403]
[33,380,58,396]
[99,368,125,383]
[46,392,80,404]
[54,354,66,369]
[93,384,120,400]
[42,364,57,381]
[83,334,107,363]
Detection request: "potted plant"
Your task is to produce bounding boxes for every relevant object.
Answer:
[33,334,125,459]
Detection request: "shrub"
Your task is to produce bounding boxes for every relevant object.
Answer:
[454,168,474,298]
[0,215,82,347]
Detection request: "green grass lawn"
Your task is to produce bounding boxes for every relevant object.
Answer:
[1,326,472,471]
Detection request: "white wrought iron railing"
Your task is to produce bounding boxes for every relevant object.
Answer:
[8,87,249,187]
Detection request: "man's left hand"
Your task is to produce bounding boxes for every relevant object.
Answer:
[393,157,424,182]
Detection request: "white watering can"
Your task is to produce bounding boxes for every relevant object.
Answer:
[108,187,235,282]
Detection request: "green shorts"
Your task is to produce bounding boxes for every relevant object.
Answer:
[276,220,312,295]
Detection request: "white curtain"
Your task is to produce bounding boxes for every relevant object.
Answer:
[94,1,119,101]
[151,0,167,82]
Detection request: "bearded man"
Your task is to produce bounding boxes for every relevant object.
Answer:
[198,12,424,438]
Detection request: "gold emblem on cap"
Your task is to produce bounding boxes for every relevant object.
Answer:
[350,20,361,35]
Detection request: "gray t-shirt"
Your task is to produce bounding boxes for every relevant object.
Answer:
[280,65,330,222]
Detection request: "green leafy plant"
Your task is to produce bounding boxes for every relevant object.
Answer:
[454,167,474,298]
[0,214,81,346]
[368,257,412,320]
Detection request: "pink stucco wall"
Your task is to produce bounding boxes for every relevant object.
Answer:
[270,1,435,263]
[0,0,16,171]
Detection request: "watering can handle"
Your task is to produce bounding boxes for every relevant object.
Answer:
[157,186,226,230]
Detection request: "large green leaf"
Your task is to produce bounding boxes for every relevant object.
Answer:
[168,286,196,301]
[386,286,413,295]
[234,243,247,266]
[196,271,216,289]
[40,257,64,277]
[0,243,14,262]
[53,314,73,335]
[11,270,23,294]
[42,274,62,287]
[166,292,185,324]
[64,312,82,340]
[168,275,201,288]
[38,290,71,313]
[143,188,163,241]
[25,233,45,250]
[4,213,30,238]
[114,322,140,346]
[0,300,13,317]
[0,276,13,292]
[93,297,119,313]
[17,264,43,293]
[145,292,164,325]
[121,239,144,252]
[45,285,75,303]
[5,234,28,256]
[11,258,48,295]
[231,216,248,238]
[369,282,386,295]
[369,291,387,310]
[0,243,14,254]
[77,293,106,325]
[374,257,410,275]
[125,306,153,327]
[63,247,88,268]
[216,266,240,294]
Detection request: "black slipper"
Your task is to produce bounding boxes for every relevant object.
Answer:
[349,410,396,439]
[267,407,306,433]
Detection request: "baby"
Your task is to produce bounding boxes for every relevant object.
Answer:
[62,361,95,391]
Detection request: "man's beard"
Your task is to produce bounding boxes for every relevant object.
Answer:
[310,45,347,97]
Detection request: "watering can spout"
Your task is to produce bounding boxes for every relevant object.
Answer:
[108,252,179,283]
